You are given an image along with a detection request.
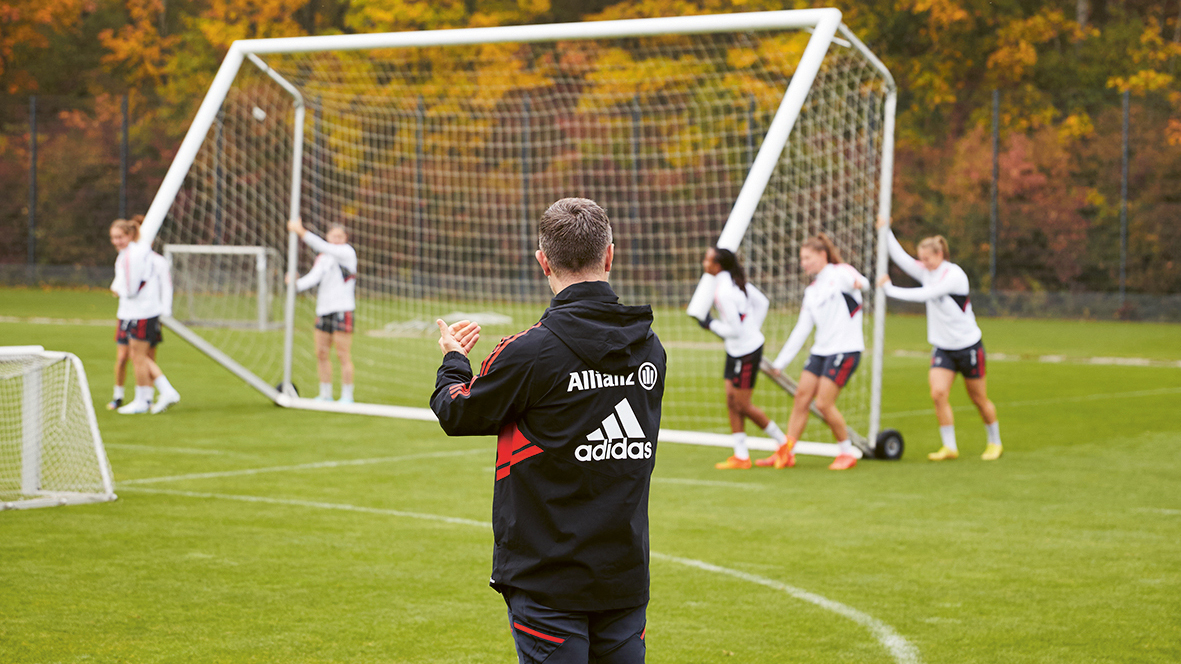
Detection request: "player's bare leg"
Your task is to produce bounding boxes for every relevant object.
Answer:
[110,343,130,409]
[928,367,959,460]
[716,382,755,468]
[335,331,355,403]
[315,329,334,400]
[816,378,856,469]
[119,339,162,414]
[966,376,1003,459]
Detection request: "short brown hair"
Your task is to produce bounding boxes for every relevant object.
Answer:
[801,233,842,264]
[538,198,613,275]
[918,235,950,260]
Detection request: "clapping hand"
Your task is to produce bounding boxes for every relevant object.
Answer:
[437,319,481,356]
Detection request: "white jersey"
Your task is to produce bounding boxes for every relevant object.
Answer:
[772,262,868,370]
[295,232,357,316]
[708,271,769,357]
[152,251,173,318]
[111,241,166,321]
[882,229,982,351]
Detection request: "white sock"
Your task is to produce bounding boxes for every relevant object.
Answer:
[112,385,125,401]
[341,384,354,400]
[136,386,153,404]
[731,433,749,460]
[939,425,958,452]
[985,421,1001,445]
[319,383,333,399]
[763,421,786,446]
[838,439,853,456]
[154,375,175,395]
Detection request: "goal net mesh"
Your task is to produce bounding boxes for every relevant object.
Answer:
[0,351,115,509]
[153,28,888,443]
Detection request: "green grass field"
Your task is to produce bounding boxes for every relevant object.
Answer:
[2,286,1180,663]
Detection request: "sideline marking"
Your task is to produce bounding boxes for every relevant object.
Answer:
[0,315,111,327]
[891,348,1181,369]
[105,443,237,456]
[120,448,484,485]
[653,477,766,490]
[121,487,921,664]
[882,386,1181,420]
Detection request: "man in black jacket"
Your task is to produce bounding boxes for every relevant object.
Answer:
[431,197,666,664]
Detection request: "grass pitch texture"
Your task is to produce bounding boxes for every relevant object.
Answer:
[1,289,1179,662]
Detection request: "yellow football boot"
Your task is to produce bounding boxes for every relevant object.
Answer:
[981,443,1003,460]
[927,446,959,461]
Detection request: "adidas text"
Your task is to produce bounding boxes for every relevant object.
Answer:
[575,441,653,462]
[567,370,635,392]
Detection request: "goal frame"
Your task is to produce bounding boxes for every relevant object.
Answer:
[136,9,897,455]
[0,346,116,510]
[163,244,281,333]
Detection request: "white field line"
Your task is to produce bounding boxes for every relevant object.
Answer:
[0,315,111,327]
[881,385,1181,420]
[891,348,1181,368]
[653,477,766,490]
[105,443,239,456]
[119,448,484,485]
[121,486,921,664]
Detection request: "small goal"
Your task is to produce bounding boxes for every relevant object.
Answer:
[0,347,116,510]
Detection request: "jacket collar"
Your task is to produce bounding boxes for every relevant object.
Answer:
[551,280,618,306]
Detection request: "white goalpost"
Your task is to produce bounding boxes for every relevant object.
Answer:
[137,9,902,458]
[0,347,117,510]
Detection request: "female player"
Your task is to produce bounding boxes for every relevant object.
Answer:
[108,216,171,410]
[109,217,181,414]
[289,217,358,403]
[761,234,868,471]
[876,217,1002,460]
[696,247,787,469]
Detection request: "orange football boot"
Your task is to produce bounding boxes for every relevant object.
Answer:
[755,441,797,468]
[715,455,752,470]
[828,454,858,470]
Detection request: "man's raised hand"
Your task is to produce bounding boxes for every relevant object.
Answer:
[437,319,480,356]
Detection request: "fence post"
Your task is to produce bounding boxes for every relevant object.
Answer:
[989,89,999,291]
[1119,89,1129,305]
[28,95,37,267]
[120,94,129,219]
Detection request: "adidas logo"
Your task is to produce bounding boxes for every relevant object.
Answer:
[575,398,653,462]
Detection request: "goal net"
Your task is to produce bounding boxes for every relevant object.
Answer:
[140,10,897,455]
[0,347,116,510]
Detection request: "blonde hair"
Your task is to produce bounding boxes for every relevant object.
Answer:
[110,217,140,241]
[918,235,950,261]
[801,233,842,264]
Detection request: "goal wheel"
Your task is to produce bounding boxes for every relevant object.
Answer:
[275,382,299,401]
[874,429,904,460]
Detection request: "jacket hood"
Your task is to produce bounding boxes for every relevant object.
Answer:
[540,281,655,373]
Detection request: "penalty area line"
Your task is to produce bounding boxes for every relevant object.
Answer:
[119,448,485,485]
[120,487,921,664]
[882,385,1181,420]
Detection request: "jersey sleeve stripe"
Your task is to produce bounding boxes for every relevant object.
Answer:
[480,323,541,375]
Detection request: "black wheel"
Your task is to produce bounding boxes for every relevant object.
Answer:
[874,429,904,460]
[275,382,299,401]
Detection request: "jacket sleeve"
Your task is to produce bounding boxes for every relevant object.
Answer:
[838,264,870,292]
[296,256,327,292]
[429,333,535,437]
[883,270,963,303]
[771,302,815,371]
[707,285,743,339]
[121,244,154,300]
[303,233,358,273]
[886,229,926,282]
[155,253,174,318]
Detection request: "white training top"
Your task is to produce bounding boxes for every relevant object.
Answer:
[295,232,357,316]
[772,262,868,370]
[708,270,769,357]
[882,229,982,351]
[111,241,166,321]
[152,251,173,319]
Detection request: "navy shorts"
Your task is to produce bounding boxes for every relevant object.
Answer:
[503,588,646,664]
[723,346,762,390]
[931,340,986,379]
[118,318,162,346]
[315,311,354,334]
[803,351,861,387]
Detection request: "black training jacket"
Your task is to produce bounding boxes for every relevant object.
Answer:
[430,280,666,612]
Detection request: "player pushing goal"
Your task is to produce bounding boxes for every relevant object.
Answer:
[876,217,1003,461]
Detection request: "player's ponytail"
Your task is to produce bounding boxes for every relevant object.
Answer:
[918,235,950,261]
[110,218,140,242]
[712,247,747,294]
[802,233,842,264]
